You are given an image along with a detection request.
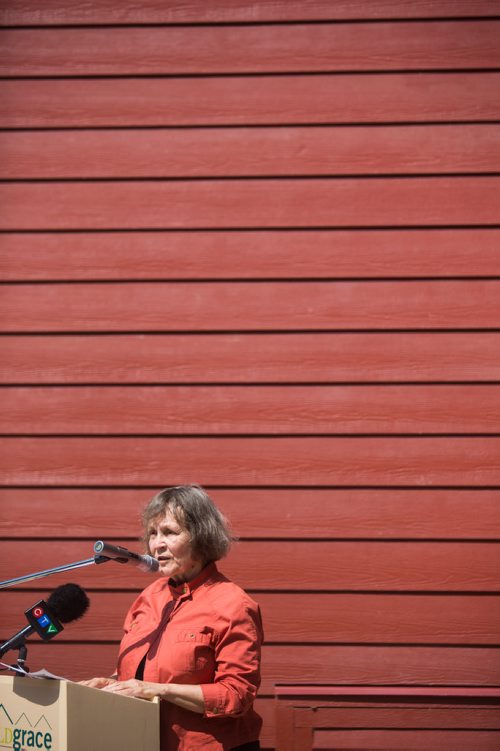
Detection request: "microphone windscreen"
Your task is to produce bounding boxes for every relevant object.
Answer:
[47,583,90,623]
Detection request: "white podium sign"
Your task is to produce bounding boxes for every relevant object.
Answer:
[0,676,159,751]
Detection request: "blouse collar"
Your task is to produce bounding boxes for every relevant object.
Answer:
[168,561,217,597]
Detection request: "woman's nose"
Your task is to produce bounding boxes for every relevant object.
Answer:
[153,533,167,549]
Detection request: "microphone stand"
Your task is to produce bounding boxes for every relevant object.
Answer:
[0,554,116,676]
[0,554,119,591]
[0,640,29,675]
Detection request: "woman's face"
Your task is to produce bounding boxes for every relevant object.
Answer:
[147,508,204,583]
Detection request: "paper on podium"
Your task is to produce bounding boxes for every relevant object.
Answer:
[0,661,67,680]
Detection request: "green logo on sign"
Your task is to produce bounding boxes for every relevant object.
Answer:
[0,704,53,751]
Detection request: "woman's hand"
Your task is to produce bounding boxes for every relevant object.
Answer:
[78,676,157,701]
[78,676,117,689]
[81,676,206,713]
[101,678,161,701]
[102,679,206,713]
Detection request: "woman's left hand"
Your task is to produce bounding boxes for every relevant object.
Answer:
[101,678,161,701]
[102,678,206,713]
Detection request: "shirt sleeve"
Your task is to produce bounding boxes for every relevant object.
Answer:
[200,600,263,718]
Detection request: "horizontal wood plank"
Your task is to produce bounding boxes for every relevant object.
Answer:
[213,592,500,644]
[314,729,500,749]
[22,642,500,689]
[3,125,500,179]
[2,73,499,128]
[2,229,500,281]
[1,436,500,486]
[2,541,498,592]
[2,591,498,643]
[1,488,498,540]
[2,385,500,434]
[1,0,498,26]
[307,707,500,730]
[269,644,500,690]
[3,332,500,384]
[2,21,499,77]
[2,279,499,332]
[2,177,500,230]
[305,700,500,723]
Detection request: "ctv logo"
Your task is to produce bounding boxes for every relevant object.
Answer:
[25,602,62,642]
[0,704,53,751]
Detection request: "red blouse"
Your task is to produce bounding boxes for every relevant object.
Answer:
[117,562,263,750]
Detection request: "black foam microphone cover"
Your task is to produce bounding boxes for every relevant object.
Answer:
[47,583,90,623]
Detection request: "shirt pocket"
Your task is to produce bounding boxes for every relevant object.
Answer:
[170,628,215,675]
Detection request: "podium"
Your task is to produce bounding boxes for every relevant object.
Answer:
[0,676,159,751]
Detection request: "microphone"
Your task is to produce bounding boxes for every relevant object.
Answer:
[93,541,159,573]
[0,583,90,658]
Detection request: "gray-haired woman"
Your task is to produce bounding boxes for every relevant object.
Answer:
[82,485,263,751]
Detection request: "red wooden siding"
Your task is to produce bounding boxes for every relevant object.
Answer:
[2,230,500,281]
[2,20,500,76]
[2,540,500,592]
[2,436,500,485]
[2,125,500,180]
[2,74,500,128]
[2,488,499,539]
[2,280,500,331]
[1,3,499,749]
[2,384,500,433]
[313,730,500,750]
[5,21,500,74]
[3,333,500,384]
[12,642,500,692]
[1,1,499,25]
[3,590,500,644]
[274,686,500,751]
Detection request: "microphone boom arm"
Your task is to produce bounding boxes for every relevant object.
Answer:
[0,555,113,591]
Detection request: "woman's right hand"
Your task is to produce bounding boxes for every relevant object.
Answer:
[78,677,117,689]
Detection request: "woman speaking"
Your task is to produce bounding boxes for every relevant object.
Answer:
[82,484,263,751]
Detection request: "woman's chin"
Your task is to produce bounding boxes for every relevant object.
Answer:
[158,562,174,577]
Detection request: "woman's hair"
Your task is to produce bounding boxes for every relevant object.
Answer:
[141,484,233,563]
